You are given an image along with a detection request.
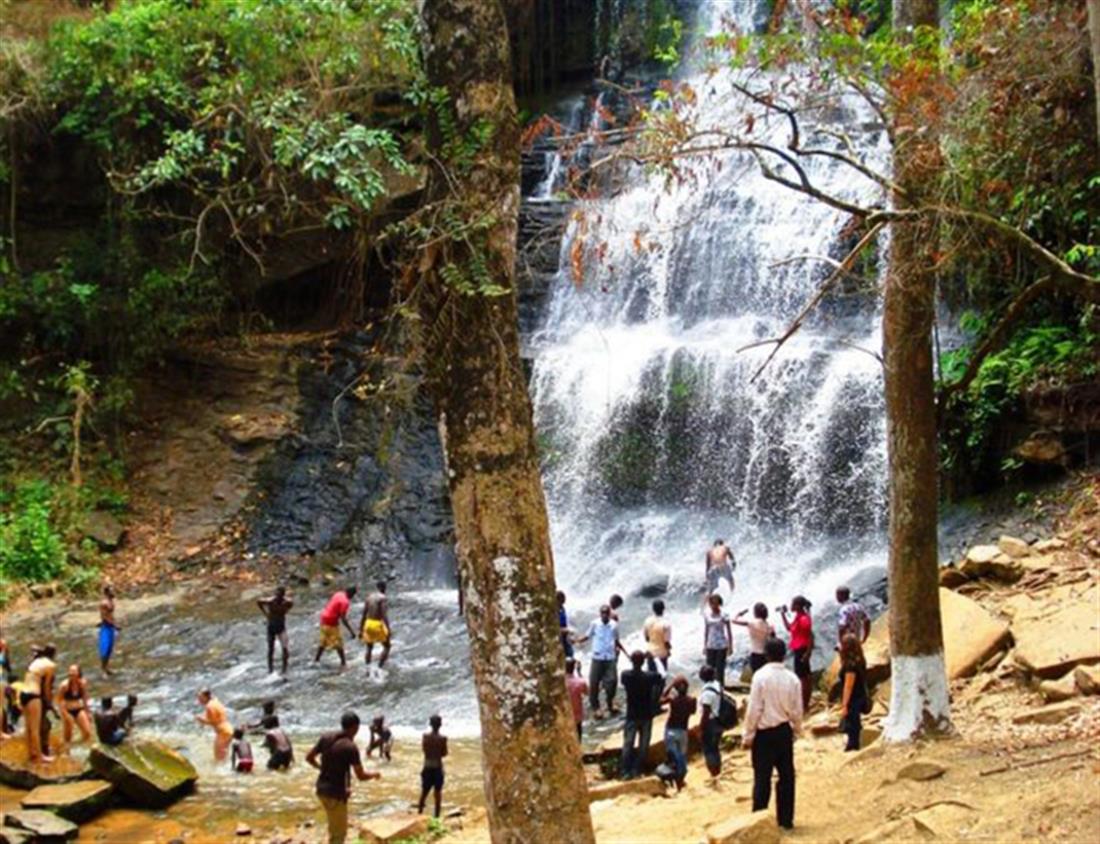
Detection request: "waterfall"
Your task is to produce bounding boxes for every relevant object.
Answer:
[527,1,892,659]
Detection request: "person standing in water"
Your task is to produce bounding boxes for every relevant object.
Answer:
[705,539,736,594]
[231,728,254,773]
[195,688,234,762]
[56,664,93,745]
[418,714,448,818]
[257,586,294,674]
[314,586,358,669]
[21,644,57,762]
[702,593,733,688]
[98,585,119,675]
[780,596,814,711]
[359,581,391,669]
[643,599,672,671]
[262,715,294,770]
[367,715,393,760]
[734,603,776,675]
[307,711,381,844]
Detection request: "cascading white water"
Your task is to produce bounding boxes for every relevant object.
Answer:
[529,0,892,666]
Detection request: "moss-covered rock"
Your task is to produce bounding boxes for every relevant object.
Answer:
[20,779,115,823]
[88,740,197,809]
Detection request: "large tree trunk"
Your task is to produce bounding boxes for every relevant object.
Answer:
[882,0,952,742]
[1089,0,1100,148]
[415,2,596,842]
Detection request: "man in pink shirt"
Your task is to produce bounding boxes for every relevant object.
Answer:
[314,586,358,669]
[564,658,588,741]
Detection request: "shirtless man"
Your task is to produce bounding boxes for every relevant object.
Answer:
[359,581,392,669]
[418,714,448,818]
[705,539,736,594]
[257,586,294,674]
[366,715,393,760]
[98,585,120,675]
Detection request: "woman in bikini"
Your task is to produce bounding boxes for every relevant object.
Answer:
[56,664,93,745]
[196,688,234,761]
[21,644,57,762]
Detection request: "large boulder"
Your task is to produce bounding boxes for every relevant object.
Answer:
[2,810,78,843]
[1074,664,1100,695]
[959,547,1022,582]
[824,588,1009,696]
[88,740,197,808]
[634,574,669,598]
[358,814,430,844]
[0,738,87,789]
[1012,584,1100,678]
[593,712,703,772]
[82,510,126,551]
[20,780,114,823]
[706,811,779,844]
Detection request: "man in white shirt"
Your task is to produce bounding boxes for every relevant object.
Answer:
[642,599,672,671]
[574,605,627,717]
[743,636,803,830]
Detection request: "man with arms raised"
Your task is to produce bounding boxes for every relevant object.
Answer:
[307,710,381,844]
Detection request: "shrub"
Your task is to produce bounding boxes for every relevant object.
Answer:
[0,479,67,583]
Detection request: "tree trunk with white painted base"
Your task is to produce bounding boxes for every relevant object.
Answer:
[415,1,596,841]
[882,0,952,742]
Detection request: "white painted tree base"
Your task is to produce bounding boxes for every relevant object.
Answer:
[884,652,952,742]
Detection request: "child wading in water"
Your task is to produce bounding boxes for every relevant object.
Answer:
[418,714,448,818]
[231,728,254,773]
[367,715,393,760]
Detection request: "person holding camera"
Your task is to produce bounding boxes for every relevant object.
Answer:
[779,597,814,711]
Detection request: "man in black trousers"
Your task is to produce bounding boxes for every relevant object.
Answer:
[742,636,804,829]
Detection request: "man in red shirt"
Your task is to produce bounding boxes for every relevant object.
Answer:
[313,586,358,669]
[564,657,588,741]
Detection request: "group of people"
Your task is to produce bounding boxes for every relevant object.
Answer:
[558,538,875,830]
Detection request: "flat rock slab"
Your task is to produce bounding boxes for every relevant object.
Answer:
[588,776,666,802]
[997,536,1031,558]
[707,811,779,844]
[1011,701,1081,725]
[0,738,87,789]
[358,814,430,844]
[3,809,79,843]
[896,760,947,781]
[0,829,34,844]
[21,779,115,823]
[89,739,197,808]
[912,802,979,838]
[1013,585,1100,678]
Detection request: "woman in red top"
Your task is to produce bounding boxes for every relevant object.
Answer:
[780,596,814,710]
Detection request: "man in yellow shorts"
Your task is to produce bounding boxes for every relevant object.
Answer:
[314,586,358,669]
[359,581,392,669]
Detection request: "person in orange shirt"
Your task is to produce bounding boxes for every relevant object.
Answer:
[196,688,234,762]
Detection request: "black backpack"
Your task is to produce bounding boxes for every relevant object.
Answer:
[715,688,738,729]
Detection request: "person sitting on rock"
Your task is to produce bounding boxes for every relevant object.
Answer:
[263,715,294,771]
[231,728,254,773]
[195,688,234,762]
[94,695,135,746]
[367,715,394,760]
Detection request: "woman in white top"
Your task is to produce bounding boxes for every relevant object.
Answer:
[734,603,776,674]
[21,644,57,762]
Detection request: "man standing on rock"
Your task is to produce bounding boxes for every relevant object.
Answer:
[619,650,663,779]
[258,586,294,674]
[359,581,391,669]
[306,710,380,844]
[705,539,736,595]
[98,585,120,676]
[314,586,357,670]
[574,604,627,718]
[744,636,803,831]
[835,586,870,646]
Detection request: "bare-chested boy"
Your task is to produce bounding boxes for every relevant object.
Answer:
[359,581,392,668]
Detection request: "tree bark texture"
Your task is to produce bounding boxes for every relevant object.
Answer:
[416,2,596,842]
[1089,0,1100,148]
[883,0,951,741]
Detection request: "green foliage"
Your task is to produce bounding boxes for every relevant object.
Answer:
[940,310,1099,478]
[0,479,67,583]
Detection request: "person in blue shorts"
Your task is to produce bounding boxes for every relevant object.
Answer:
[98,585,120,675]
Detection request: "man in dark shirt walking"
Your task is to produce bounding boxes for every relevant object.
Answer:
[306,711,381,844]
[619,650,663,779]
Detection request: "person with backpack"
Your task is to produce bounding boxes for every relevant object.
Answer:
[838,633,871,751]
[698,664,731,780]
[743,636,803,830]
